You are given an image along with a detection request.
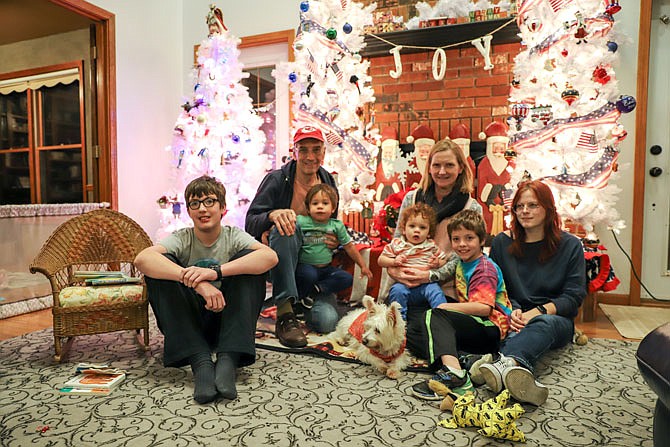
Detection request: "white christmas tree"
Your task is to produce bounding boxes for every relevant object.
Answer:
[508,0,632,237]
[274,0,379,214]
[156,5,269,239]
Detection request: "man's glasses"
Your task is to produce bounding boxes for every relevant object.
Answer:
[512,202,541,213]
[188,197,219,210]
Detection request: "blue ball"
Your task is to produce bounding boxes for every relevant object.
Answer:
[300,1,309,12]
[288,72,297,83]
[607,41,618,52]
[232,134,240,143]
[343,23,353,34]
[616,95,636,113]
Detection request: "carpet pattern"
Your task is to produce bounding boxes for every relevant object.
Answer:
[0,319,656,447]
[600,303,670,339]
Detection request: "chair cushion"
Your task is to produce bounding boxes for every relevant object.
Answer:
[59,285,144,307]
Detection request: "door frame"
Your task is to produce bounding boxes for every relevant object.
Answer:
[50,0,116,207]
[630,0,653,305]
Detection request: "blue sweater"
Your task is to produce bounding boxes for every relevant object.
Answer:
[489,231,586,319]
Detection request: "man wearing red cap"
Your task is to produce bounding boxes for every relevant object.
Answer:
[405,124,436,189]
[477,121,511,235]
[370,126,402,201]
[246,126,339,348]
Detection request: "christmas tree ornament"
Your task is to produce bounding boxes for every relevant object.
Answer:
[361,202,373,219]
[157,196,169,209]
[294,42,304,51]
[351,178,361,194]
[343,23,353,34]
[561,87,580,105]
[592,66,611,85]
[544,58,556,71]
[607,41,618,52]
[616,95,636,113]
[196,114,207,124]
[300,1,309,13]
[231,134,240,143]
[326,28,337,40]
[525,17,542,33]
[353,53,362,62]
[172,202,181,218]
[288,72,298,83]
[561,48,568,57]
[511,78,521,89]
[605,0,621,15]
[510,103,530,131]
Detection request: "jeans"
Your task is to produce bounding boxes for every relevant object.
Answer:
[500,314,575,373]
[268,227,302,303]
[301,292,340,334]
[295,263,353,298]
[388,282,447,320]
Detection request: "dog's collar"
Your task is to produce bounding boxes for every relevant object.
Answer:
[348,311,406,362]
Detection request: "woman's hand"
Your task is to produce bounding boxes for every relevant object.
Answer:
[387,266,429,288]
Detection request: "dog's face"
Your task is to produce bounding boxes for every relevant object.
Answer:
[359,296,406,353]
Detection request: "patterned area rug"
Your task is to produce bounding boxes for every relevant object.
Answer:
[0,316,656,447]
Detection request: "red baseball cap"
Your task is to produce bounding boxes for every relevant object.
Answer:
[293,126,325,144]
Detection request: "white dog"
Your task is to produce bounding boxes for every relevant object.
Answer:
[333,295,410,379]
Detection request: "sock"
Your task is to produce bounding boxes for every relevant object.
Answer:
[215,352,239,400]
[446,365,466,379]
[189,353,216,404]
[277,300,293,316]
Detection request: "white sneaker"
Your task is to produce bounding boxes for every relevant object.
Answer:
[479,355,516,393]
[503,366,549,406]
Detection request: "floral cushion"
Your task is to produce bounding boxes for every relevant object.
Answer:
[59,285,144,307]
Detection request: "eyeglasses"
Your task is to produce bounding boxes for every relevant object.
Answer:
[296,146,324,156]
[188,197,219,210]
[512,202,541,213]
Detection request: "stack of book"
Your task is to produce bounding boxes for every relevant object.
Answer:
[59,363,126,395]
[74,271,142,286]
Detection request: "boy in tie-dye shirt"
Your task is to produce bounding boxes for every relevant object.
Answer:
[408,208,512,400]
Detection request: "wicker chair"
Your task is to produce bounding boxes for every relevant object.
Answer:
[29,208,152,362]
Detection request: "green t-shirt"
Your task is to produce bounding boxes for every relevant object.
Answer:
[297,215,351,265]
[159,225,257,269]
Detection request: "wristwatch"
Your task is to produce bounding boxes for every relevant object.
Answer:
[536,304,548,314]
[209,264,223,281]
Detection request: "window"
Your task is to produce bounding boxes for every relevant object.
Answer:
[242,65,278,169]
[0,63,85,204]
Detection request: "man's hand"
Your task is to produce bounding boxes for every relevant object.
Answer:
[426,252,443,269]
[180,266,217,288]
[269,209,297,236]
[194,281,226,312]
[509,308,542,332]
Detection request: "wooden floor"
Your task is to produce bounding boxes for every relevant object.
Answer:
[0,306,627,342]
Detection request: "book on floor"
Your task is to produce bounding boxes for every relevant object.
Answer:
[59,366,126,395]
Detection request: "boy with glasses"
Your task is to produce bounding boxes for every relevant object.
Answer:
[134,175,278,404]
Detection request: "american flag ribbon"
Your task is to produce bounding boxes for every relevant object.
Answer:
[576,130,598,153]
[529,15,613,55]
[541,146,618,189]
[340,0,348,9]
[502,189,514,208]
[511,102,620,153]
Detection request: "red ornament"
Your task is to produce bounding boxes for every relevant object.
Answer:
[561,88,580,106]
[592,66,611,85]
[605,0,621,15]
[561,48,568,57]
[351,178,361,194]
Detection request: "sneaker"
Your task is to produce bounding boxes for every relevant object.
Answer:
[469,353,494,386]
[412,366,473,400]
[479,355,517,393]
[503,366,549,406]
[275,312,307,348]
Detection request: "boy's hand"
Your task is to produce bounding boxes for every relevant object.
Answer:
[394,253,408,266]
[181,266,217,288]
[194,282,226,312]
[360,266,373,280]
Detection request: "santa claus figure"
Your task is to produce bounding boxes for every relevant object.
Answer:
[449,123,476,185]
[477,120,511,235]
[405,124,436,189]
[370,126,402,202]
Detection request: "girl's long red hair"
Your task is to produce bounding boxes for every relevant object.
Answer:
[509,180,562,263]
